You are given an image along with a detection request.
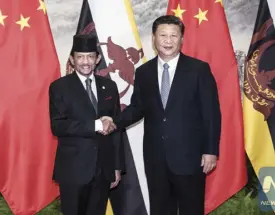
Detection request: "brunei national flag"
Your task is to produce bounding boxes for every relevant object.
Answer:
[67,0,149,214]
[244,0,275,210]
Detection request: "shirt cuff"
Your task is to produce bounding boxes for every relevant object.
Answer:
[95,119,103,131]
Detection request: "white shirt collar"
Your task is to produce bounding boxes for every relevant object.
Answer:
[75,71,98,100]
[75,71,95,85]
[158,53,180,70]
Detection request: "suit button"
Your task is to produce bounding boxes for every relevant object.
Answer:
[162,136,167,140]
[163,118,167,122]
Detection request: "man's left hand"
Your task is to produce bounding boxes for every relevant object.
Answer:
[201,154,217,174]
[110,170,121,189]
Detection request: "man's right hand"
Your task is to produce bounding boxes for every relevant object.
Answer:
[98,116,116,135]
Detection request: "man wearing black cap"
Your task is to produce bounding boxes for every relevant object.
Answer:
[49,34,123,215]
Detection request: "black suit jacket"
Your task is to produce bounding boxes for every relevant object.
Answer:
[117,53,221,175]
[49,72,124,184]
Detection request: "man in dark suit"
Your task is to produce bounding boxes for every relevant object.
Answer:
[49,34,123,215]
[102,15,221,215]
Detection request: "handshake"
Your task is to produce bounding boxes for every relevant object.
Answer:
[97,116,117,135]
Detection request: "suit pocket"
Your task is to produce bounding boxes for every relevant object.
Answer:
[59,145,79,157]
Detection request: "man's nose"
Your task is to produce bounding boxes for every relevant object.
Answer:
[165,37,173,43]
[82,57,88,63]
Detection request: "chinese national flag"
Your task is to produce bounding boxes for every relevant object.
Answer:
[0,0,60,214]
[167,0,247,213]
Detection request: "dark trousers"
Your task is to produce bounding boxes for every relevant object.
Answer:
[59,169,110,215]
[146,159,206,215]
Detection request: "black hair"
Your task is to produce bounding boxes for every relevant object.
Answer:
[152,15,185,36]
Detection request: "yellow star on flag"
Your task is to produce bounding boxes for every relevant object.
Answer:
[0,9,8,26]
[37,0,47,14]
[194,8,208,25]
[16,15,30,31]
[215,0,223,7]
[171,4,186,20]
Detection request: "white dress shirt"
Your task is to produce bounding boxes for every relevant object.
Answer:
[75,71,103,131]
[76,71,98,100]
[157,54,180,93]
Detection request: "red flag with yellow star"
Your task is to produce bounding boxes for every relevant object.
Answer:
[167,0,247,213]
[0,0,60,214]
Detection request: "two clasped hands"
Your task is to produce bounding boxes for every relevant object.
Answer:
[97,116,116,135]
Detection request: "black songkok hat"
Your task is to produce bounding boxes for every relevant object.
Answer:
[72,34,98,53]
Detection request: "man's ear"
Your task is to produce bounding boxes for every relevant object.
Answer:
[152,34,155,47]
[69,55,75,66]
[152,34,157,54]
[96,54,102,64]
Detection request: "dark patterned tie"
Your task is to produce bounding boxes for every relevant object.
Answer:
[161,63,170,108]
[85,78,98,114]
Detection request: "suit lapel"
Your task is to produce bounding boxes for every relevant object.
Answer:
[70,72,97,116]
[94,75,104,115]
[165,53,189,112]
[151,57,165,112]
